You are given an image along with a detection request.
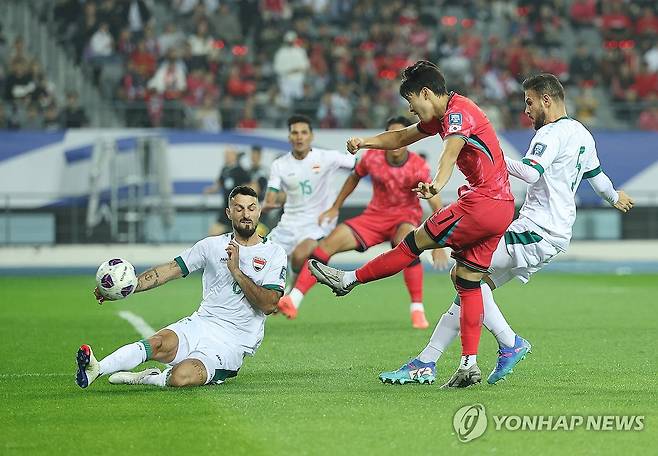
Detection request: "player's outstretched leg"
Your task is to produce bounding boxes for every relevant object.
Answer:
[109,368,161,385]
[76,344,100,388]
[308,260,358,296]
[487,335,532,384]
[378,359,436,385]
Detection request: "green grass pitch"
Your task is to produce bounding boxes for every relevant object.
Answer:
[1,272,656,455]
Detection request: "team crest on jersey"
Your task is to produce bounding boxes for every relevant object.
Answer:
[449,113,462,125]
[531,142,547,156]
[312,163,321,174]
[253,257,267,271]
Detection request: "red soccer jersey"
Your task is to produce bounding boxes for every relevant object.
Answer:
[354,149,431,220]
[417,92,513,201]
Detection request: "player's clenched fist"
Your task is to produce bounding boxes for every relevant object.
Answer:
[346,137,364,154]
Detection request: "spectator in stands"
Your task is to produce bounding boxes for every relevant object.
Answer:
[631,61,658,99]
[174,0,219,17]
[575,84,599,127]
[148,49,187,98]
[130,39,157,78]
[4,60,35,102]
[88,22,115,59]
[273,31,309,104]
[193,92,221,132]
[158,23,186,56]
[61,90,89,128]
[210,3,242,44]
[237,96,259,129]
[122,0,152,35]
[43,103,61,131]
[74,1,99,62]
[645,42,658,73]
[600,2,633,41]
[0,101,9,129]
[569,0,597,29]
[570,43,599,87]
[188,19,215,68]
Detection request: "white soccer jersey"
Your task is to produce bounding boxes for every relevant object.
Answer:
[175,233,287,355]
[267,148,356,227]
[519,117,602,251]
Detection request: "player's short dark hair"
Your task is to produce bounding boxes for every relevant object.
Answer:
[522,73,565,101]
[287,114,313,132]
[399,60,447,99]
[229,185,258,202]
[251,144,262,153]
[385,116,413,129]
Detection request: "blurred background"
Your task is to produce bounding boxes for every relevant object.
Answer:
[0,0,657,272]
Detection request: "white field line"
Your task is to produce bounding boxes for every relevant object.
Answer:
[117,310,156,338]
[0,312,155,379]
[0,373,69,378]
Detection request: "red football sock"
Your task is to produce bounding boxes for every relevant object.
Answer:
[457,278,484,356]
[403,261,423,303]
[355,240,418,283]
[295,247,331,294]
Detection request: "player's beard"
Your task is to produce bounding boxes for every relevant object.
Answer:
[533,110,546,131]
[233,219,257,238]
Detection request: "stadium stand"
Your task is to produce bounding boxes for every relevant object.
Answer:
[1,0,657,130]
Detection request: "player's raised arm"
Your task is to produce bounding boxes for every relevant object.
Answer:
[135,260,184,293]
[415,135,466,198]
[346,124,428,154]
[93,260,184,304]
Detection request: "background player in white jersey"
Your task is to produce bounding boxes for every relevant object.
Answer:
[379,73,634,387]
[76,186,287,389]
[263,114,356,281]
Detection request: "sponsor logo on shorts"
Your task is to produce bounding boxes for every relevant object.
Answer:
[253,257,267,271]
[279,266,287,281]
[531,142,547,156]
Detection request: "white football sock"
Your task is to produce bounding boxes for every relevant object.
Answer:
[343,270,358,287]
[140,367,172,387]
[289,288,304,309]
[481,283,516,348]
[417,301,460,363]
[460,354,477,369]
[410,302,424,313]
[99,341,148,376]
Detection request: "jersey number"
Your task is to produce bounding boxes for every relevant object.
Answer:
[571,146,586,191]
[300,180,313,195]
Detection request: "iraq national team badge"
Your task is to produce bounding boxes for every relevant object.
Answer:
[448,113,462,132]
[253,257,267,272]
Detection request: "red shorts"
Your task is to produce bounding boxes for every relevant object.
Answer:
[344,209,421,252]
[423,190,515,272]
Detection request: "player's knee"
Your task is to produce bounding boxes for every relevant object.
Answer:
[148,335,164,355]
[168,365,206,387]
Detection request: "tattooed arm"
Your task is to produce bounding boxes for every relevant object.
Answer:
[135,260,184,293]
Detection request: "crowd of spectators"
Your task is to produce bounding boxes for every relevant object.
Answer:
[0,30,89,130]
[3,0,658,130]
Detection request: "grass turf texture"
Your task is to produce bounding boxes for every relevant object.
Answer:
[1,273,656,455]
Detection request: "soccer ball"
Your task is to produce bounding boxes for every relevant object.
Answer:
[95,258,138,301]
